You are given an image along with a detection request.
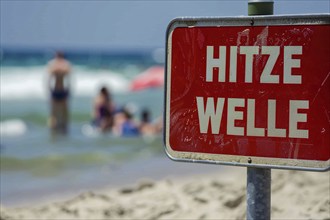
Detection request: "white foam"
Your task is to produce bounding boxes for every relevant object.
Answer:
[81,123,101,138]
[0,66,48,100]
[0,119,27,137]
[0,66,130,100]
[74,69,129,97]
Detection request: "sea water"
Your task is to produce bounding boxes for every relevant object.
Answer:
[0,49,165,206]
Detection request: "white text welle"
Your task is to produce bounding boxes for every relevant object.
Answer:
[197,45,309,138]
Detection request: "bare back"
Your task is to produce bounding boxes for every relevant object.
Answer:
[47,55,71,134]
[48,58,71,91]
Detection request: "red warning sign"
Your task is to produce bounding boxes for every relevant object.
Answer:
[165,15,330,171]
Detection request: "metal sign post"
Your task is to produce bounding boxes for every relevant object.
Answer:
[248,0,274,15]
[247,1,273,219]
[247,168,271,219]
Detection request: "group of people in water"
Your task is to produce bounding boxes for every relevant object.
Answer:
[92,86,162,136]
[47,51,162,136]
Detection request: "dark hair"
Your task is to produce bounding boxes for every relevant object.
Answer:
[55,51,65,59]
[100,86,111,102]
[100,86,108,95]
[141,109,150,123]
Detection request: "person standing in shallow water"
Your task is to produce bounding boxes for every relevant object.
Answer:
[47,51,71,134]
[92,86,115,133]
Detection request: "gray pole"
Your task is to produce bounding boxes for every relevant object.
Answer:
[248,0,274,15]
[247,168,271,220]
[247,1,273,220]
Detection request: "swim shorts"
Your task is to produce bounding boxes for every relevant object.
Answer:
[51,90,69,101]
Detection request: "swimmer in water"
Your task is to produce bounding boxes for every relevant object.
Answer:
[47,51,71,134]
[92,86,115,133]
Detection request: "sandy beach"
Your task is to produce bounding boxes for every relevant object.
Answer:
[1,165,329,220]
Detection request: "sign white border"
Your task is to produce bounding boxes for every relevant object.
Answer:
[164,14,330,171]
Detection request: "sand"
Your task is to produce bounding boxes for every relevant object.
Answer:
[1,167,329,220]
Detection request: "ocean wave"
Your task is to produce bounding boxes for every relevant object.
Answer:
[0,66,130,100]
[0,119,27,137]
[0,135,163,172]
[0,153,113,174]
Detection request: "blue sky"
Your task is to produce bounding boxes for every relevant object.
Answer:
[1,0,329,50]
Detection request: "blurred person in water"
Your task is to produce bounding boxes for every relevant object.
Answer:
[47,51,71,134]
[112,104,140,137]
[92,86,116,133]
[139,108,163,136]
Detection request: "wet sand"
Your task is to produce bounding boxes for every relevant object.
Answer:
[1,163,329,220]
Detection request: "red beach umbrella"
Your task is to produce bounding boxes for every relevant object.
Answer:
[130,66,164,91]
